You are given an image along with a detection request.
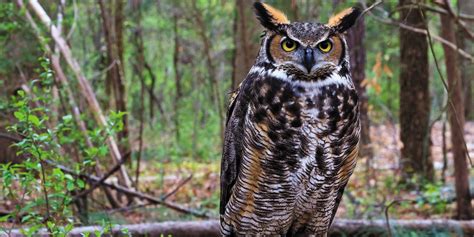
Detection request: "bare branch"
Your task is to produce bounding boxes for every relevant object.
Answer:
[72,151,131,201]
[162,174,193,201]
[360,0,382,18]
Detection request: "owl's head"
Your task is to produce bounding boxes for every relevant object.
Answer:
[253,2,361,80]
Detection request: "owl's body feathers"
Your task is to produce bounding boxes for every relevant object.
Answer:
[220,3,361,236]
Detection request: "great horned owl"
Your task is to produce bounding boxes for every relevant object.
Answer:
[220,2,361,237]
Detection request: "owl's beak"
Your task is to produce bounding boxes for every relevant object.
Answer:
[303,48,315,73]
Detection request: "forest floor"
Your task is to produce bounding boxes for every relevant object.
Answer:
[1,122,473,226]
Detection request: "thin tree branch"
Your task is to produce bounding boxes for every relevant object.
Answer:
[66,0,78,40]
[162,174,193,201]
[360,0,382,19]
[72,151,131,201]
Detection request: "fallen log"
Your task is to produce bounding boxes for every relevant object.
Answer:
[2,219,474,237]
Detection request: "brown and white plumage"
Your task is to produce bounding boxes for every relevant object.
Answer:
[220,3,361,236]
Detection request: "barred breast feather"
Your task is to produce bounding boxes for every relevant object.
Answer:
[220,63,360,237]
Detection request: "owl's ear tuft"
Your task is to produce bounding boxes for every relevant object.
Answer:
[253,2,289,31]
[327,7,361,33]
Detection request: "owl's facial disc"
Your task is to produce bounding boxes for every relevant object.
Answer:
[268,34,343,76]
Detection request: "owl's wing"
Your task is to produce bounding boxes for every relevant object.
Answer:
[329,144,359,226]
[220,79,251,215]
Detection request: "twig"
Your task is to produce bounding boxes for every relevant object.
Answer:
[72,151,131,201]
[384,200,399,237]
[162,174,193,201]
[89,60,117,81]
[441,119,448,183]
[65,0,77,40]
[360,0,382,19]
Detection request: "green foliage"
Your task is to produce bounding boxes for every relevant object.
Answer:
[418,182,448,214]
[1,59,75,235]
[0,58,126,235]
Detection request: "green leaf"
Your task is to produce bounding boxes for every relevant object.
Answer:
[98,146,108,157]
[64,174,74,181]
[28,114,41,127]
[0,213,11,222]
[62,115,72,123]
[13,111,25,120]
[16,90,25,97]
[52,168,64,179]
[77,179,85,189]
[66,181,75,191]
[64,223,74,233]
[47,221,55,230]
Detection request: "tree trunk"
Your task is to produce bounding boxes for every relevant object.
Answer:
[346,9,372,161]
[98,0,130,156]
[457,0,474,120]
[231,0,260,90]
[439,3,473,220]
[398,0,434,182]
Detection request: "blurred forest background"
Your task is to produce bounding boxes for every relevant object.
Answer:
[0,0,473,236]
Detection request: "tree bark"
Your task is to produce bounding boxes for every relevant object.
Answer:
[346,8,372,160]
[457,0,474,120]
[440,2,472,220]
[398,0,434,182]
[231,0,260,90]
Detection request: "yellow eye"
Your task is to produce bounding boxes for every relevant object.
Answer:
[318,40,332,53]
[281,38,297,52]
